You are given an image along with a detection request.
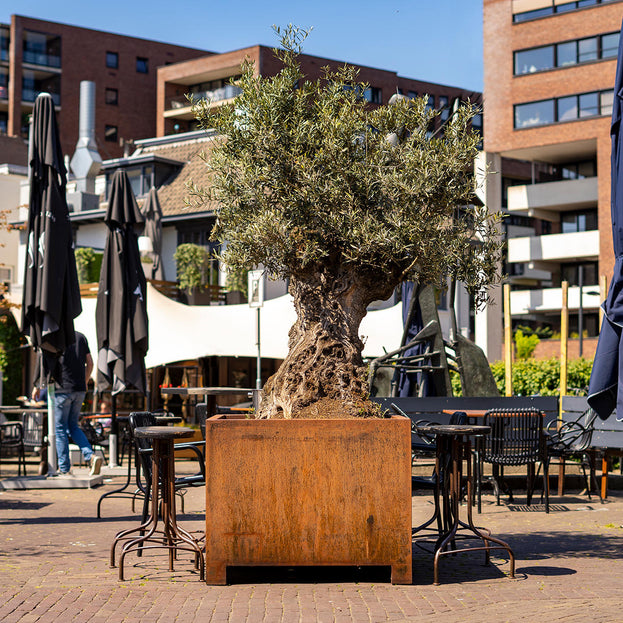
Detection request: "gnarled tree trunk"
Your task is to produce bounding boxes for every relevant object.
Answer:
[259,265,397,418]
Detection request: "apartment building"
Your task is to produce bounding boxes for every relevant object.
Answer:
[483,0,623,355]
[0,15,209,159]
[156,45,483,138]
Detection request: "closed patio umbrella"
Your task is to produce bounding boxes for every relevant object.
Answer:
[588,19,623,420]
[96,169,148,464]
[22,93,82,472]
[142,186,165,281]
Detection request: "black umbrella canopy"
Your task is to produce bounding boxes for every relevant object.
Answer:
[96,169,148,395]
[22,93,82,382]
[588,18,623,420]
[142,186,165,281]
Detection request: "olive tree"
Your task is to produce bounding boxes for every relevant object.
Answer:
[190,26,503,418]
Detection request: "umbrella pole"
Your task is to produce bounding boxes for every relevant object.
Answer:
[47,383,57,475]
[109,393,119,467]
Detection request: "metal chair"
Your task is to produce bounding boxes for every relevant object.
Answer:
[0,421,26,476]
[544,407,601,501]
[480,408,549,513]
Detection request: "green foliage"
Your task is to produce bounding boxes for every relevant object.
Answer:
[0,313,24,403]
[174,243,209,293]
[514,329,540,360]
[225,266,248,297]
[516,324,553,339]
[490,357,592,397]
[75,247,103,284]
[189,25,503,307]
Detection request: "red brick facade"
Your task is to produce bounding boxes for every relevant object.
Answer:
[483,0,623,282]
[6,15,209,159]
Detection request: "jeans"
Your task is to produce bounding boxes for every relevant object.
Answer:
[53,391,93,473]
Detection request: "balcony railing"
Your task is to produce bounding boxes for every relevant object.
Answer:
[22,89,60,106]
[507,230,599,263]
[511,287,601,315]
[167,84,242,111]
[23,50,61,68]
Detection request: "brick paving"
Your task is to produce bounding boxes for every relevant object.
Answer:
[2,465,623,622]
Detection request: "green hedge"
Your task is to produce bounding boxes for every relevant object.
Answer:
[0,312,24,403]
[451,357,593,397]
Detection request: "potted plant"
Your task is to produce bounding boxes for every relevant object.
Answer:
[190,26,502,584]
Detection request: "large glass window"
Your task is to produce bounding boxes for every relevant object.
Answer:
[578,37,598,63]
[515,31,620,75]
[514,0,621,22]
[579,92,599,117]
[0,26,9,62]
[602,33,619,58]
[514,99,554,128]
[556,41,577,67]
[561,209,598,233]
[105,125,118,143]
[557,96,577,122]
[23,30,61,68]
[515,46,554,74]
[514,89,613,128]
[22,70,60,105]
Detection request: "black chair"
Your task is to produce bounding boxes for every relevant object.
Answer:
[544,407,601,501]
[480,408,549,513]
[0,421,26,476]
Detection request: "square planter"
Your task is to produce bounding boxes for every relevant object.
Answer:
[204,414,412,584]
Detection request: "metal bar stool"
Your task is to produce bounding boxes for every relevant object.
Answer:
[110,425,204,580]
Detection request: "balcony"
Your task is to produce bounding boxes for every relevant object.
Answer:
[507,230,599,264]
[164,84,242,120]
[507,177,598,221]
[23,50,61,69]
[511,286,601,316]
[21,89,60,107]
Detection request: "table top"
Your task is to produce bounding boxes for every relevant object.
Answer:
[161,386,257,396]
[414,424,491,436]
[134,426,195,440]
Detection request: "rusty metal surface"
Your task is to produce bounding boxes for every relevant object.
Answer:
[204,415,412,584]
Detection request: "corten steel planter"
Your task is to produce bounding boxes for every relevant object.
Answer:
[204,414,412,584]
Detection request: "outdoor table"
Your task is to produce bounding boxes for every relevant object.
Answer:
[412,423,515,585]
[110,426,204,581]
[96,415,181,518]
[160,386,260,417]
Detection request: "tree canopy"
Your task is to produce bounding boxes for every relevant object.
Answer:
[190,25,502,308]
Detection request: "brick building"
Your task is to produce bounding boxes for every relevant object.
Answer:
[0,15,210,159]
[157,45,482,138]
[482,0,623,357]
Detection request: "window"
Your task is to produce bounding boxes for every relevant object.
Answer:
[560,262,598,286]
[0,111,7,134]
[514,32,620,76]
[105,88,118,105]
[515,99,554,129]
[106,51,118,69]
[602,33,619,58]
[515,46,554,74]
[579,92,599,117]
[513,0,618,22]
[407,90,417,99]
[561,209,598,233]
[425,94,435,110]
[514,89,613,128]
[136,57,148,74]
[363,86,382,104]
[556,42,577,67]
[439,95,450,121]
[105,125,118,143]
[578,37,598,63]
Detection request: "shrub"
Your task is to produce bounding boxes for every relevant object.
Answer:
[514,329,540,360]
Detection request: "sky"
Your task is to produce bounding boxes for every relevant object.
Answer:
[7,0,484,92]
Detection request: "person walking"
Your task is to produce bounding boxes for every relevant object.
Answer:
[33,331,102,477]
